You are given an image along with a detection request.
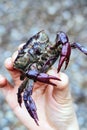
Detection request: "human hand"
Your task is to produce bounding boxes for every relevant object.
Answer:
[0,44,79,130]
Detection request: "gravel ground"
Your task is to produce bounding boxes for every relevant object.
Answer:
[0,0,87,130]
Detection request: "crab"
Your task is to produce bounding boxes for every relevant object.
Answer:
[13,30,87,125]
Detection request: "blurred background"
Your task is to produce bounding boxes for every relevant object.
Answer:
[0,0,87,130]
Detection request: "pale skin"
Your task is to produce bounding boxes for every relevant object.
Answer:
[0,44,79,130]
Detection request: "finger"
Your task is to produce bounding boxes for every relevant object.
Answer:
[0,75,20,111]
[48,69,69,90]
[4,57,22,86]
[0,75,13,95]
[0,74,8,88]
[47,69,71,103]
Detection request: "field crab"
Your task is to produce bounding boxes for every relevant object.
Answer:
[13,30,87,125]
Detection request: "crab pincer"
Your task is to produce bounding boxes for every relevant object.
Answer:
[55,31,71,72]
[58,42,71,72]
[26,70,61,86]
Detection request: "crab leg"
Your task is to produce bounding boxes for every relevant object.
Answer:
[23,79,39,125]
[17,78,28,107]
[57,42,71,72]
[26,70,61,86]
[71,42,87,55]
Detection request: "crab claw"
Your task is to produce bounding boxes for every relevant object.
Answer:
[26,70,61,86]
[36,73,61,86]
[58,42,71,72]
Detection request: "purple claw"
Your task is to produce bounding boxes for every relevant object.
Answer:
[55,31,71,72]
[26,70,61,86]
[37,73,61,86]
[58,42,71,72]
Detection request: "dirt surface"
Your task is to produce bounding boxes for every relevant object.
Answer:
[0,0,87,130]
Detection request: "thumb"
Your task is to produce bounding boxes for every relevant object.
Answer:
[4,56,22,86]
[48,69,72,103]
